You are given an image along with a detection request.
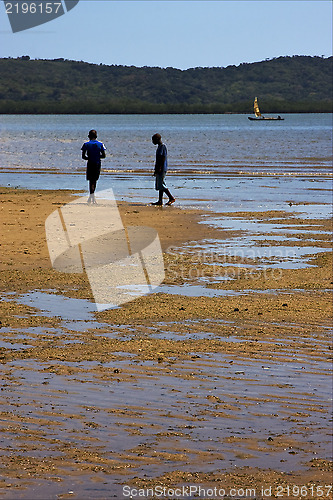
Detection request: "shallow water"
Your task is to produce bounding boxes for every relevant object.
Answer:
[0,114,332,218]
[1,113,332,174]
[1,116,332,251]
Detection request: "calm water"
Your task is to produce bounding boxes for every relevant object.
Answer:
[0,113,332,214]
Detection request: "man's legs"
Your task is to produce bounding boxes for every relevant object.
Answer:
[89,180,96,194]
[152,188,175,206]
[88,180,97,204]
[164,188,175,204]
[152,173,175,206]
[152,190,163,205]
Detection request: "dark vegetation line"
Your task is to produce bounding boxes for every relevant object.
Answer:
[1,55,332,114]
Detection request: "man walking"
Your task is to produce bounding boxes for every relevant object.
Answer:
[81,129,106,204]
[151,133,175,206]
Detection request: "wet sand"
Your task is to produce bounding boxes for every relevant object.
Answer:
[0,187,332,499]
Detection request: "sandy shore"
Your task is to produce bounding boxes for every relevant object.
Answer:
[0,186,332,499]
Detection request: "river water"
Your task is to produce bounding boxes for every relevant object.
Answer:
[0,113,332,215]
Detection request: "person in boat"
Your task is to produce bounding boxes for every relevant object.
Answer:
[151,133,175,206]
[81,129,106,204]
[277,116,282,120]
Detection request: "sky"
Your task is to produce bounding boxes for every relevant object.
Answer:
[0,1,332,69]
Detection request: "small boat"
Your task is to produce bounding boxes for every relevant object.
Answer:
[248,97,284,121]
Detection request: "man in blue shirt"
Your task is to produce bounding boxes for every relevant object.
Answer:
[81,129,106,204]
[152,133,175,206]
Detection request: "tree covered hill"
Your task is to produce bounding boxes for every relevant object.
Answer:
[1,55,332,113]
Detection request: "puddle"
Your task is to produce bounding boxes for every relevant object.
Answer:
[156,283,332,298]
[192,212,332,270]
[197,275,234,282]
[201,216,332,233]
[3,291,110,329]
[0,326,71,338]
[285,203,332,220]
[155,284,316,298]
[3,284,332,329]
[156,284,242,298]
[175,238,330,270]
[17,291,97,320]
[0,340,33,350]
[139,314,331,343]
[149,329,251,342]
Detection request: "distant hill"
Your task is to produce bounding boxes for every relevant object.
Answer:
[1,55,332,113]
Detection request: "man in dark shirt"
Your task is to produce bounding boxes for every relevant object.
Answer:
[81,129,106,204]
[152,133,175,206]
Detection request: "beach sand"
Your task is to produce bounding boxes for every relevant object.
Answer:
[0,187,332,499]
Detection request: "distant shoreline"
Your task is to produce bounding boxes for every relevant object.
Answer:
[1,110,332,115]
[1,55,332,115]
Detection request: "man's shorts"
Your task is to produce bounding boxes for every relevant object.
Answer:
[155,173,167,191]
[86,162,101,181]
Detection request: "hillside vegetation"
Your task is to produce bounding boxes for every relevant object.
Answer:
[1,55,332,113]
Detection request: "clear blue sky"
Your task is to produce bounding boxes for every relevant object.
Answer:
[0,1,332,69]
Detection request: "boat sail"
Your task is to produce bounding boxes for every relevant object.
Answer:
[248,97,284,121]
[254,97,261,117]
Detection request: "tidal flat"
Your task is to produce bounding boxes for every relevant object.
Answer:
[0,187,332,499]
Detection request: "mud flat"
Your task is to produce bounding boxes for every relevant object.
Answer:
[0,187,332,499]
